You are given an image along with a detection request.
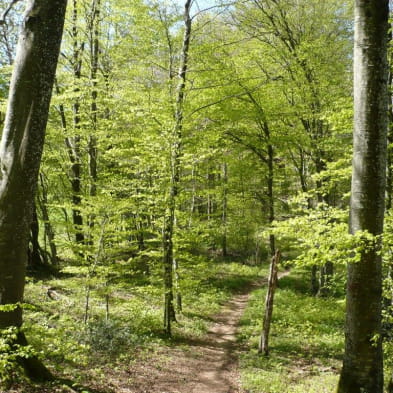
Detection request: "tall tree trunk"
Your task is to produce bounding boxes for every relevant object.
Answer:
[162,0,192,336]
[27,202,47,269]
[267,141,275,257]
[258,249,280,355]
[314,155,334,297]
[88,0,100,217]
[387,21,393,212]
[337,2,389,392]
[222,162,228,257]
[0,0,67,378]
[38,173,58,265]
[70,0,84,246]
[386,22,393,391]
[310,265,319,296]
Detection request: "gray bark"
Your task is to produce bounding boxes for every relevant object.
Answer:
[337,1,389,392]
[258,249,280,355]
[0,0,66,327]
[0,0,67,379]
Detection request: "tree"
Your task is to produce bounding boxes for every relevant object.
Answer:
[235,0,352,295]
[0,0,67,379]
[163,0,192,336]
[337,1,389,392]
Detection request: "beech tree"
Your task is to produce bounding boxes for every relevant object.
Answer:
[0,0,67,379]
[337,1,389,392]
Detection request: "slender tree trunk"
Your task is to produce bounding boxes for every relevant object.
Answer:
[27,202,47,269]
[88,0,100,216]
[387,22,393,211]
[188,163,196,227]
[386,22,393,392]
[315,156,333,297]
[310,265,319,296]
[38,173,58,265]
[173,257,182,312]
[337,2,389,392]
[0,0,67,379]
[222,162,228,257]
[318,261,333,297]
[258,249,280,355]
[267,141,275,257]
[163,0,192,336]
[70,0,84,246]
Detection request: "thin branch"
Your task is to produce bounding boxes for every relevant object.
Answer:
[226,130,268,164]
[0,0,21,25]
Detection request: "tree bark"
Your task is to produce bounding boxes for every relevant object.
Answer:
[162,0,192,336]
[0,0,67,378]
[222,162,228,257]
[337,1,389,392]
[310,264,319,296]
[70,0,84,246]
[258,249,280,355]
[88,0,100,212]
[27,202,47,269]
[267,140,275,257]
[38,173,58,265]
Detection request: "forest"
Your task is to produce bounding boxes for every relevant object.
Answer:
[0,0,390,392]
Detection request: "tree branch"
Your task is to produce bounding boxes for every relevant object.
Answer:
[0,0,21,25]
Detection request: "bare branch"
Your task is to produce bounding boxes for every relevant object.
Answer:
[0,0,21,25]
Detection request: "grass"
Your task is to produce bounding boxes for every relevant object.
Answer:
[238,268,345,393]
[11,257,263,391]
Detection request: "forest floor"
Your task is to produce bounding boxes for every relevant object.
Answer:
[112,273,290,393]
[6,262,265,393]
[5,265,349,393]
[119,282,257,393]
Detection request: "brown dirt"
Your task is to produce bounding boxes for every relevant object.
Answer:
[112,272,290,393]
[121,289,253,393]
[7,272,290,393]
[110,274,294,393]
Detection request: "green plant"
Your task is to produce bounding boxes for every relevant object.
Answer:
[0,327,35,387]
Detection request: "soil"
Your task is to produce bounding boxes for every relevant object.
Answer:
[8,272,289,393]
[111,279,274,393]
[124,292,250,393]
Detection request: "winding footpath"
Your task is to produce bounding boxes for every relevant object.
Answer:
[117,272,289,393]
[122,281,263,393]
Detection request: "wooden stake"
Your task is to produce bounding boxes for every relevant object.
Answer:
[258,249,281,356]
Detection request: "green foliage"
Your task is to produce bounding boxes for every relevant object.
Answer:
[0,327,35,386]
[238,269,345,393]
[0,0,357,390]
[22,258,261,383]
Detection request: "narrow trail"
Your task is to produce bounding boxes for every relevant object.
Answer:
[119,272,289,393]
[124,288,252,393]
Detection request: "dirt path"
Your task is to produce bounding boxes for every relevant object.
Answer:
[122,291,251,393]
[105,272,290,393]
[116,280,267,393]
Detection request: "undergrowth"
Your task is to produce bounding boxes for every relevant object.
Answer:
[238,268,345,393]
[12,258,261,391]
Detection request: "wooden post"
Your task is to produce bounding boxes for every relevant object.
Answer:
[258,249,281,355]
